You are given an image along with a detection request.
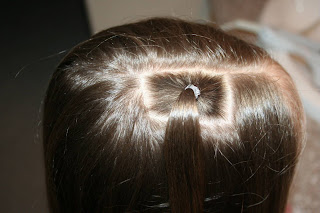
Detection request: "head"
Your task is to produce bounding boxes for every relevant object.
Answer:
[43,18,305,213]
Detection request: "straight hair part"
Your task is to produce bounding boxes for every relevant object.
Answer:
[43,18,305,213]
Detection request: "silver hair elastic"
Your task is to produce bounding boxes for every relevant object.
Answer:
[185,84,200,99]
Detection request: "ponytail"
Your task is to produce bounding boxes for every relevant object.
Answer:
[163,86,205,213]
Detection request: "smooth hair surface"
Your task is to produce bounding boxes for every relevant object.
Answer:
[43,18,305,213]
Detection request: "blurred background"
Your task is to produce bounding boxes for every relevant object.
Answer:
[1,0,319,212]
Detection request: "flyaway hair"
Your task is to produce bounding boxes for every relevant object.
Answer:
[43,18,305,213]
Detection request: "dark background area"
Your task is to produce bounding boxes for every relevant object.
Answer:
[0,1,90,212]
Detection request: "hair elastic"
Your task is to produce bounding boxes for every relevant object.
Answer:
[185,84,200,99]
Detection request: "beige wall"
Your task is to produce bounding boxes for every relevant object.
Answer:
[260,0,320,41]
[85,0,209,33]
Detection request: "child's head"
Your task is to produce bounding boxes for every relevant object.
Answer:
[43,18,305,213]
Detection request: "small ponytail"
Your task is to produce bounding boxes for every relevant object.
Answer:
[163,86,205,213]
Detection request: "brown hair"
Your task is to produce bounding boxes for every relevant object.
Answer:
[43,18,305,213]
